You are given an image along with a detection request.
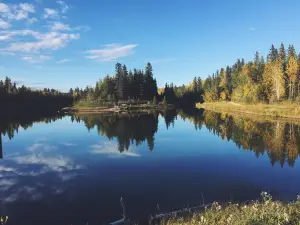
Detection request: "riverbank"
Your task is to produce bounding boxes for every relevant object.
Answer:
[196,101,300,120]
[163,193,300,225]
[62,103,175,114]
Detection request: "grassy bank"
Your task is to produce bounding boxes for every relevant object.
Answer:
[163,193,300,225]
[197,101,300,119]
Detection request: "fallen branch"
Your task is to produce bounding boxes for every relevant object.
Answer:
[149,203,212,223]
[109,197,130,225]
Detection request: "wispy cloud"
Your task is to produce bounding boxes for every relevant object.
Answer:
[43,8,58,19]
[22,55,52,64]
[3,31,80,53]
[249,27,256,31]
[14,154,82,172]
[56,0,69,14]
[90,142,140,157]
[0,1,82,64]
[50,21,70,31]
[60,142,77,147]
[27,143,57,151]
[56,58,71,64]
[0,19,11,29]
[86,44,137,62]
[27,17,38,24]
[0,2,35,22]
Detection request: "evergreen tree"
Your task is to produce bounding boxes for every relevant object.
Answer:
[197,77,202,92]
[279,43,287,63]
[115,63,124,100]
[267,44,279,62]
[192,77,198,92]
[288,45,297,59]
[122,65,129,99]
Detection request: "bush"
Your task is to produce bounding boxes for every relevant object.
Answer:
[204,90,219,102]
[164,192,300,225]
[295,95,300,105]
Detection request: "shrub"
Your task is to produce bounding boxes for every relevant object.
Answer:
[295,95,300,105]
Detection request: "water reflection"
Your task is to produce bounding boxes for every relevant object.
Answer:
[180,110,300,167]
[1,110,300,224]
[1,110,300,167]
[71,110,179,152]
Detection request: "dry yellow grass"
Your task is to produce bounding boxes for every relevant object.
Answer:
[163,193,300,225]
[196,101,300,120]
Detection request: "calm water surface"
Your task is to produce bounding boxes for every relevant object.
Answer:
[0,110,300,224]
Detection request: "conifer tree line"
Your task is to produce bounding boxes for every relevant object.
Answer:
[161,77,204,106]
[73,62,158,103]
[202,43,300,104]
[0,77,73,117]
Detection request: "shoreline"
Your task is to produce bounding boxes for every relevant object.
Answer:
[163,193,300,225]
[62,104,175,114]
[197,101,300,121]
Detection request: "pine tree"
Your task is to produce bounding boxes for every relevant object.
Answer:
[115,63,124,100]
[192,77,198,92]
[279,43,287,63]
[268,44,279,62]
[288,45,297,59]
[128,70,134,99]
[4,77,12,94]
[122,65,128,99]
[197,77,202,92]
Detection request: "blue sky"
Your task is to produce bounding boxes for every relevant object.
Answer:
[1,0,300,91]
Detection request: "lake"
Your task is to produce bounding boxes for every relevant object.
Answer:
[1,109,300,224]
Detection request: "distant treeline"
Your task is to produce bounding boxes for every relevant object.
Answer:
[73,62,204,107]
[71,62,158,103]
[0,77,73,119]
[201,43,300,104]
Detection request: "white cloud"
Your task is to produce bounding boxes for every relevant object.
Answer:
[0,2,9,13]
[0,29,42,41]
[56,58,71,64]
[19,3,35,13]
[60,141,77,146]
[0,19,11,29]
[0,1,81,63]
[0,2,35,21]
[0,179,17,191]
[86,44,137,62]
[90,142,140,157]
[0,165,16,172]
[27,143,56,151]
[43,8,58,19]
[57,0,69,14]
[27,17,38,24]
[51,21,70,31]
[14,154,82,172]
[5,31,80,53]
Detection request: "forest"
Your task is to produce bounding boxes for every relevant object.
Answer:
[202,43,300,104]
[1,43,300,119]
[0,77,73,120]
[71,62,204,108]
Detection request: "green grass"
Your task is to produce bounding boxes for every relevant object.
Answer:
[197,101,300,119]
[163,193,300,225]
